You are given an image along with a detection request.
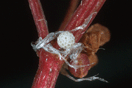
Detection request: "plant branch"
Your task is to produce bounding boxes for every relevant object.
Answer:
[58,0,80,31]
[31,50,63,88]
[64,0,106,42]
[29,0,106,88]
[28,0,49,38]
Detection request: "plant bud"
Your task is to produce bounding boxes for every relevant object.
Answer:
[68,53,90,78]
[88,54,98,70]
[80,23,110,55]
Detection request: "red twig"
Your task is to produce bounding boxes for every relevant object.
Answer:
[29,0,106,88]
[28,0,49,38]
[64,0,106,42]
[31,50,63,88]
[58,0,80,31]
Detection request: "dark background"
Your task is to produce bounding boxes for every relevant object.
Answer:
[1,0,132,88]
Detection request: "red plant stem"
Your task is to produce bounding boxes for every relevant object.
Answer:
[28,0,49,39]
[29,0,106,88]
[58,0,80,31]
[64,0,106,42]
[31,50,63,88]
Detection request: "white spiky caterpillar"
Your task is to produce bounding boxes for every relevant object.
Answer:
[57,31,75,49]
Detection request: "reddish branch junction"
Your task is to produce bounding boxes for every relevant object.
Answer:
[28,0,110,88]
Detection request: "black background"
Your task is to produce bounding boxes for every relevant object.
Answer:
[1,0,132,88]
